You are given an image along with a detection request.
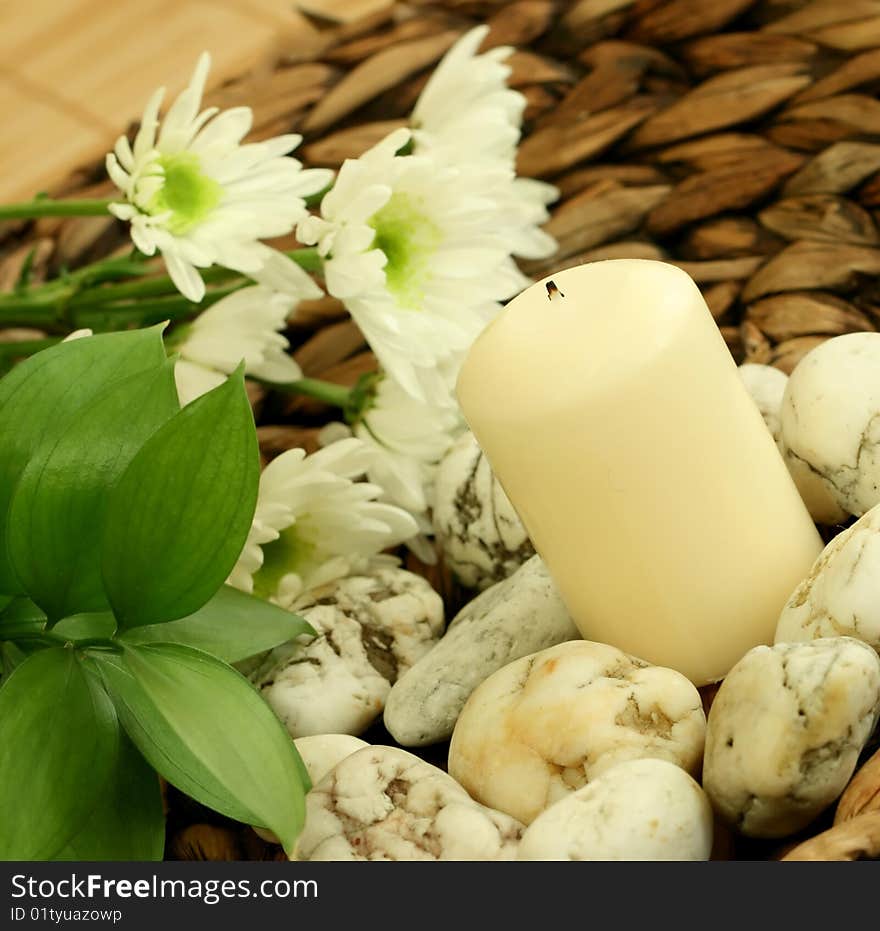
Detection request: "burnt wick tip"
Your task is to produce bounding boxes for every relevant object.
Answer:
[546,280,565,300]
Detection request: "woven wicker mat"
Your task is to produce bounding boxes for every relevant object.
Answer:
[3,0,880,861]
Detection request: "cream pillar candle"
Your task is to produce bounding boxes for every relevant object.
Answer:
[456,260,822,686]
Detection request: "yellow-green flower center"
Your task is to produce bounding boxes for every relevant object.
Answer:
[148,153,222,234]
[369,192,441,309]
[252,523,316,600]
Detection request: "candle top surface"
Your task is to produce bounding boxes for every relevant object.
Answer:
[456,259,708,416]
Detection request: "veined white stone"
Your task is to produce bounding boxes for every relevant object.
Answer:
[295,745,523,861]
[383,555,578,747]
[447,639,706,825]
[518,759,713,861]
[703,638,880,837]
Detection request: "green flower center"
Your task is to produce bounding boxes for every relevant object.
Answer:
[369,192,442,308]
[147,152,221,234]
[252,523,316,601]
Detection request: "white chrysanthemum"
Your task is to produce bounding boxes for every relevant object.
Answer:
[62,329,93,341]
[106,52,332,303]
[411,25,558,263]
[320,373,465,558]
[411,25,524,165]
[169,284,303,405]
[297,128,526,400]
[228,437,418,608]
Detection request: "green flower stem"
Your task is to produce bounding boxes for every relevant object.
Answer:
[68,248,321,308]
[66,255,151,287]
[73,285,246,330]
[72,638,122,651]
[69,272,212,308]
[0,283,244,343]
[9,630,119,652]
[0,255,150,322]
[256,376,352,409]
[0,198,114,220]
[0,304,64,327]
[0,248,322,330]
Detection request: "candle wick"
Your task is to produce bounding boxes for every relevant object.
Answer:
[546,280,565,300]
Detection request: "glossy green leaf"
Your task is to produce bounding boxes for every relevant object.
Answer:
[0,596,46,640]
[8,360,179,621]
[94,642,306,853]
[0,326,167,593]
[121,585,314,663]
[53,612,117,642]
[94,651,256,824]
[1,642,29,678]
[56,731,164,861]
[101,369,259,630]
[0,647,118,859]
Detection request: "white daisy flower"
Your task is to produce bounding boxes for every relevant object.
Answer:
[411,25,524,166]
[320,373,465,556]
[297,128,519,400]
[228,437,418,608]
[106,52,332,303]
[168,285,303,406]
[62,329,93,341]
[411,26,559,263]
[493,175,559,261]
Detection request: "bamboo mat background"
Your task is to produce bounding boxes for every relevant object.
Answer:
[0,0,386,203]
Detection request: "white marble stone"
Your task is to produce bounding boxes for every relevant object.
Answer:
[776,503,880,652]
[781,332,880,517]
[295,746,524,861]
[737,362,846,522]
[703,638,880,838]
[783,450,848,526]
[383,555,579,747]
[432,430,534,590]
[517,759,713,861]
[738,363,787,451]
[248,569,444,738]
[295,734,369,786]
[254,734,370,844]
[447,640,706,825]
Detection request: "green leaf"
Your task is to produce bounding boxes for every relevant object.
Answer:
[1,642,28,678]
[0,596,46,640]
[55,732,164,861]
[14,245,38,293]
[102,369,259,629]
[0,325,167,594]
[0,647,118,859]
[93,642,306,853]
[8,360,179,621]
[121,585,314,663]
[53,612,117,642]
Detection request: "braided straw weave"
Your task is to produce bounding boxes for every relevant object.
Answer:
[3,0,880,860]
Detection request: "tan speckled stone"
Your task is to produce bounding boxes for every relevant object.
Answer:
[296,746,524,860]
[447,640,706,825]
[704,638,880,838]
[432,431,534,590]
[517,759,713,861]
[776,503,880,651]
